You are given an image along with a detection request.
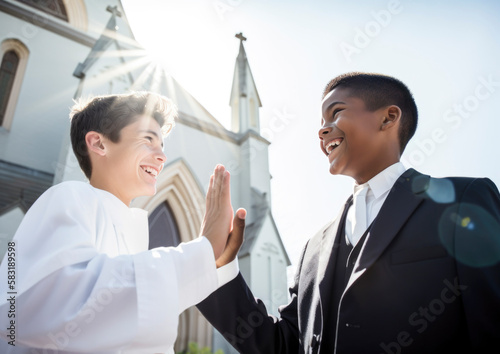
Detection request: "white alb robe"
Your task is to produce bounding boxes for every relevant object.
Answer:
[0,181,238,353]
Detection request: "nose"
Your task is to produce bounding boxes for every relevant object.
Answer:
[155,148,167,163]
[318,125,332,140]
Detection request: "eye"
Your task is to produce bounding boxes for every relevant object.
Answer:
[332,108,344,119]
[145,136,153,142]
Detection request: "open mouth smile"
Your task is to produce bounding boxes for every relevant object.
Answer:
[325,138,344,156]
[140,165,159,179]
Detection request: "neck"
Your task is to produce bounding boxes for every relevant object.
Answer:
[353,158,400,185]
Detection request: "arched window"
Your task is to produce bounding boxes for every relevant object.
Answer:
[0,51,19,127]
[0,39,29,131]
[17,0,68,21]
[148,201,181,248]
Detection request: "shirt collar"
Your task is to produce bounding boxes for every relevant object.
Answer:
[91,186,149,253]
[354,162,407,199]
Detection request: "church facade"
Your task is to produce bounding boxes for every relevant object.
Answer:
[0,0,290,352]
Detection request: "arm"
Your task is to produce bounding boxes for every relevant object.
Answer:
[197,237,309,354]
[0,166,233,352]
[197,273,300,354]
[453,178,500,350]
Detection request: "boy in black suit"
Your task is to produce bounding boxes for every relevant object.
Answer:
[199,72,500,353]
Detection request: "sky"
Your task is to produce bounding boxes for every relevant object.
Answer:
[121,0,500,273]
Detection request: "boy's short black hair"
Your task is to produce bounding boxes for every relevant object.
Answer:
[69,91,176,179]
[323,72,418,153]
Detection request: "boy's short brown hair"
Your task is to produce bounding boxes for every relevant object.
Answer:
[69,91,176,179]
[323,72,418,153]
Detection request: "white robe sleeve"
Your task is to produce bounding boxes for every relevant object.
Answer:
[0,182,218,353]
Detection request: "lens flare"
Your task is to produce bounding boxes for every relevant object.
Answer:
[439,203,500,267]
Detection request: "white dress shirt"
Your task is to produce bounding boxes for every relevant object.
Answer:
[0,181,238,354]
[345,162,407,246]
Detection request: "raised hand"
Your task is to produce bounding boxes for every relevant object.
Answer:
[200,165,234,260]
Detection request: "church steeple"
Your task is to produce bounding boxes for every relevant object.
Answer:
[230,33,262,134]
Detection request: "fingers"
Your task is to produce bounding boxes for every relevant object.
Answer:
[234,208,246,234]
[211,165,225,201]
[232,208,246,250]
[206,174,214,210]
[201,164,235,260]
[222,167,231,202]
[206,164,225,211]
[216,208,246,268]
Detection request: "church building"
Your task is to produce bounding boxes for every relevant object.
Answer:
[0,0,290,352]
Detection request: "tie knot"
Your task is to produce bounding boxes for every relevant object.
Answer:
[354,184,369,198]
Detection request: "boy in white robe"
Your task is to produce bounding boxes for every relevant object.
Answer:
[0,92,245,353]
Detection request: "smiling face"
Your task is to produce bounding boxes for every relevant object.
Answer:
[319,87,400,184]
[88,114,166,205]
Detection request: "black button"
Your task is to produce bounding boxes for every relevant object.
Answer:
[345,323,360,328]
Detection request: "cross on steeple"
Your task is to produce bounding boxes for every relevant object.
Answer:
[106,5,122,18]
[235,32,247,42]
[73,6,123,81]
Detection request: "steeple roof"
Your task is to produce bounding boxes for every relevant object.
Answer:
[229,33,262,107]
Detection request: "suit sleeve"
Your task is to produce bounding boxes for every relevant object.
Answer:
[197,241,310,354]
[453,178,500,351]
[0,183,218,353]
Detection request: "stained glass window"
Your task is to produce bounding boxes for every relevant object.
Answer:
[17,0,68,21]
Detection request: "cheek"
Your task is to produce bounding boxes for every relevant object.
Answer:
[113,148,139,172]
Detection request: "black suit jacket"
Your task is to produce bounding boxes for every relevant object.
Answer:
[198,169,500,353]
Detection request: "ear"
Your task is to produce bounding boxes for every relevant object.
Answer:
[85,131,107,156]
[380,105,401,131]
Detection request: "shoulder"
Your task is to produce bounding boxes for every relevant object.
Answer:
[46,180,94,193]
[15,181,104,241]
[451,177,500,212]
[432,175,499,201]
[404,169,499,201]
[29,181,101,216]
[42,181,95,198]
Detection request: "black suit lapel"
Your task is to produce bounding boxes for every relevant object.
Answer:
[346,169,428,289]
[318,197,353,321]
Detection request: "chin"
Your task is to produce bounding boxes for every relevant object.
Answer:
[136,185,156,198]
[329,162,344,176]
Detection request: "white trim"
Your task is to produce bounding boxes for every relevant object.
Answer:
[62,0,88,32]
[0,38,29,131]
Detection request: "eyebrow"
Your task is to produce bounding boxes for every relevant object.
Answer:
[140,130,164,148]
[324,101,346,112]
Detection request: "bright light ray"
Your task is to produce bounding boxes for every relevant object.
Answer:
[21,84,83,117]
[94,49,149,59]
[83,55,152,90]
[86,21,145,48]
[129,61,158,92]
